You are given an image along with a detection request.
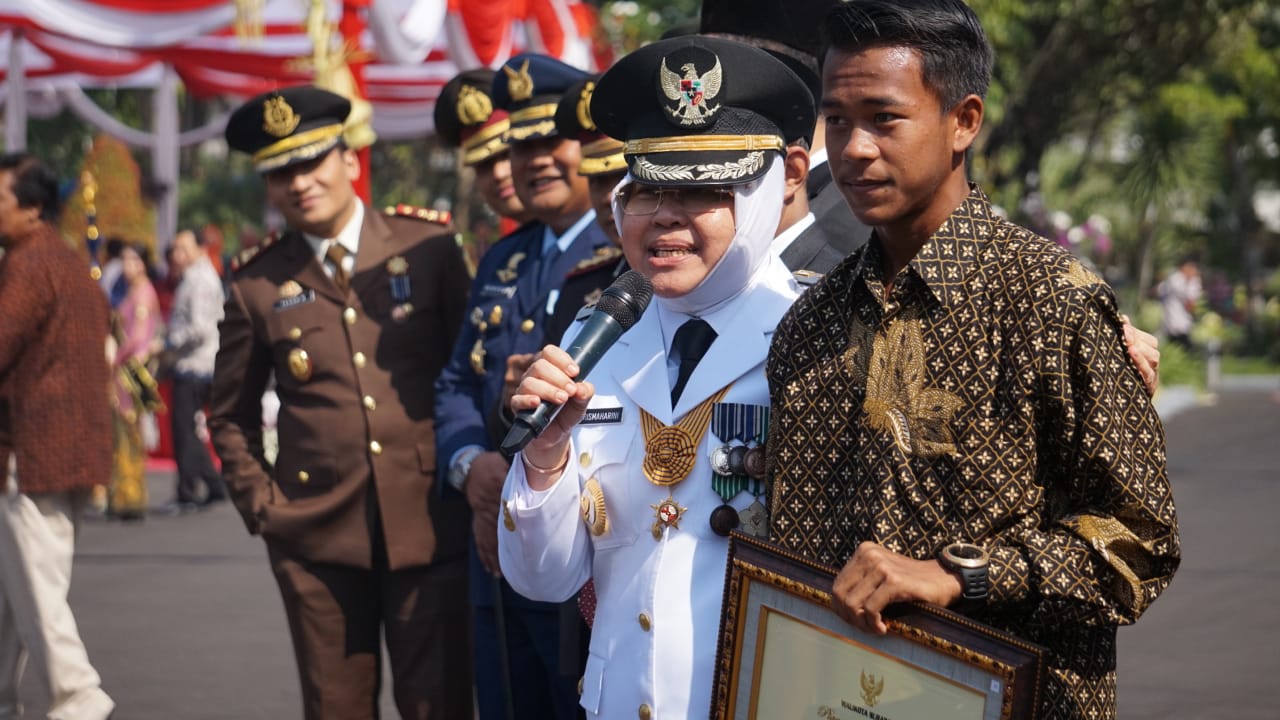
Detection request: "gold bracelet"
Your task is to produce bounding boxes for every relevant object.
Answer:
[522,448,569,475]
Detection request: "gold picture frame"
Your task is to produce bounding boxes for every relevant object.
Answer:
[713,532,1045,720]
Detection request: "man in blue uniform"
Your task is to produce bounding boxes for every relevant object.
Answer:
[434,54,610,720]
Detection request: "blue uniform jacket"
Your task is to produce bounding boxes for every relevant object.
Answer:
[434,216,612,604]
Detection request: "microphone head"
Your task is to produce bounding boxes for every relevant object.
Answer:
[594,270,653,332]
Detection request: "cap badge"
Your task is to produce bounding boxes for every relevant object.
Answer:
[659,52,723,128]
[576,81,597,132]
[263,95,301,138]
[456,85,493,126]
[504,59,535,102]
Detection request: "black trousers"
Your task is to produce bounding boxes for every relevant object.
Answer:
[170,374,227,504]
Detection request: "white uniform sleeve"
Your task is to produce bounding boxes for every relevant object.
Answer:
[497,438,593,603]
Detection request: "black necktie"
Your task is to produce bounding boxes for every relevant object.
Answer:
[326,242,350,293]
[670,318,717,406]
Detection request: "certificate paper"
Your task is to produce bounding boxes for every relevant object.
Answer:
[713,534,1045,720]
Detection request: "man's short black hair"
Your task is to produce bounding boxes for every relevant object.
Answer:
[0,153,61,224]
[824,0,993,111]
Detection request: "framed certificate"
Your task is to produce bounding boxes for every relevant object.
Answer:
[713,532,1045,720]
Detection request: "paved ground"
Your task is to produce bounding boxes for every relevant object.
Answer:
[16,386,1280,718]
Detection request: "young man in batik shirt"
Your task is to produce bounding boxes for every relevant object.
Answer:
[765,2,1180,719]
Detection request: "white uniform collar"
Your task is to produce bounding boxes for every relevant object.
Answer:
[541,209,598,256]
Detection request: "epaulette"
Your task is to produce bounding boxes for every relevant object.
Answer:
[230,231,280,273]
[566,246,624,279]
[384,204,452,226]
[792,269,823,287]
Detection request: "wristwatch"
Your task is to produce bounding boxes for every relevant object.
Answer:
[448,446,484,493]
[938,542,990,606]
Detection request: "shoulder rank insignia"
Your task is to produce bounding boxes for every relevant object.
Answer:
[567,246,623,279]
[792,268,823,287]
[230,231,280,273]
[384,204,452,226]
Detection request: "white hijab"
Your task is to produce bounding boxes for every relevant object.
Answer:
[611,154,785,316]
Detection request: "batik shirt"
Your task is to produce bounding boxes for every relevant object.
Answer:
[765,187,1179,720]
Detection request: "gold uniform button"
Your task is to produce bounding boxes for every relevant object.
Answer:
[520,318,536,333]
[288,327,302,340]
[369,441,383,456]
[577,676,584,696]
[297,471,310,483]
[353,352,367,368]
[363,395,377,411]
[638,704,652,720]
[579,452,591,468]
[343,307,357,325]
[638,613,651,632]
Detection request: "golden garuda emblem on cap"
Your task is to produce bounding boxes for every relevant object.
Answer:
[660,55,723,127]
[576,81,597,132]
[263,95,301,138]
[456,85,493,126]
[504,59,534,102]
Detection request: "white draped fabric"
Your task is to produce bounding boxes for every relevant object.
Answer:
[0,0,604,243]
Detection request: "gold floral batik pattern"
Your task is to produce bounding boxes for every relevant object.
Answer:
[765,187,1180,720]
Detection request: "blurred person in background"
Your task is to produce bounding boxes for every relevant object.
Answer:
[109,242,162,521]
[0,151,115,720]
[1159,254,1202,349]
[163,228,228,512]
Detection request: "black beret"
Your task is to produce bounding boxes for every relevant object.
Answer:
[433,69,511,166]
[492,53,592,143]
[590,35,814,187]
[554,76,625,177]
[225,86,350,173]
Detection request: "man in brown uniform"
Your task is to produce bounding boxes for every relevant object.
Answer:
[210,86,472,719]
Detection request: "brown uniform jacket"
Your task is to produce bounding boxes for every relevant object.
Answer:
[0,224,112,494]
[209,207,471,570]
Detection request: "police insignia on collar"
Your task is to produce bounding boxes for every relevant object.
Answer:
[262,96,301,138]
[659,48,723,128]
[503,59,535,102]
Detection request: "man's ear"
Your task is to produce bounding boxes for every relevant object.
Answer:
[951,94,984,154]
[342,147,362,182]
[782,145,809,203]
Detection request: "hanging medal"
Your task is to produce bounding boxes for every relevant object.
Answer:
[650,495,687,539]
[708,402,770,537]
[387,256,413,322]
[638,385,729,487]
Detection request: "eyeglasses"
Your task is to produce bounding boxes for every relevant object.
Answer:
[619,185,735,216]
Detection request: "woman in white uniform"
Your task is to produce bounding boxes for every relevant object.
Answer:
[496,36,816,719]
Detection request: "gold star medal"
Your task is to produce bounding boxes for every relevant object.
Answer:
[650,495,686,540]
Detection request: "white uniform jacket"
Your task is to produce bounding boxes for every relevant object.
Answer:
[499,258,799,719]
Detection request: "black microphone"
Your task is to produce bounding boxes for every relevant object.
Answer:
[500,270,653,458]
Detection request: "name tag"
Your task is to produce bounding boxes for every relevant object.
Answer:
[480,284,518,299]
[581,407,623,425]
[272,289,316,312]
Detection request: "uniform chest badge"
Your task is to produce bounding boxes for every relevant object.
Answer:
[387,256,413,322]
[580,476,608,536]
[496,252,526,283]
[279,280,304,298]
[287,348,313,382]
[650,495,686,540]
[659,48,723,128]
